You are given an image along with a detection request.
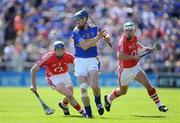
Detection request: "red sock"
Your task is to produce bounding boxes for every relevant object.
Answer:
[73,103,81,111]
[73,104,85,114]
[109,89,119,102]
[62,100,68,107]
[147,88,160,104]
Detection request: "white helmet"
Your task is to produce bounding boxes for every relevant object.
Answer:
[123,22,135,30]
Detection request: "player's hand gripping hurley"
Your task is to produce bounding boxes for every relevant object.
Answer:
[140,41,161,58]
[88,15,112,48]
[34,91,55,115]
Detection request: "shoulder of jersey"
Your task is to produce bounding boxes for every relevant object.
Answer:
[119,34,125,42]
[64,52,73,56]
[47,51,54,56]
[43,51,54,58]
[72,26,80,33]
[64,52,74,59]
[73,24,97,33]
[134,35,138,40]
[88,24,97,28]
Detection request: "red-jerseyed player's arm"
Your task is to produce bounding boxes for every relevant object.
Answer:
[67,53,75,64]
[137,42,153,51]
[30,52,51,92]
[30,64,40,92]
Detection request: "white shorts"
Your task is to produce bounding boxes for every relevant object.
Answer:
[118,64,143,86]
[74,57,99,76]
[46,72,73,88]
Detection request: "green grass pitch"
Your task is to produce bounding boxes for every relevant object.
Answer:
[0,87,180,123]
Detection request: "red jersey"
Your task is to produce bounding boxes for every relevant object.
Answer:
[117,34,138,68]
[36,51,74,77]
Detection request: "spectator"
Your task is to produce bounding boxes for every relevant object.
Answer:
[0,0,179,73]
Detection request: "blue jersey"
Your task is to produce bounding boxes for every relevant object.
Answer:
[72,24,99,58]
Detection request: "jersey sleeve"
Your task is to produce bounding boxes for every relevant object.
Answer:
[116,37,124,53]
[65,53,75,64]
[36,53,52,68]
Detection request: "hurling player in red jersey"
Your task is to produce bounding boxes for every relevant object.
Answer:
[30,41,85,117]
[104,22,168,113]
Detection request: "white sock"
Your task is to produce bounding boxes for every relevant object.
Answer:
[79,108,84,114]
[107,95,112,104]
[61,102,67,108]
[156,102,163,108]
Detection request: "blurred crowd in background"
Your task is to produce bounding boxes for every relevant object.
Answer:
[0,0,179,73]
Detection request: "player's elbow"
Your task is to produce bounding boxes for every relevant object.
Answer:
[79,44,89,51]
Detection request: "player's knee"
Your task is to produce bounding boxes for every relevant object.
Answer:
[80,83,89,97]
[90,83,99,91]
[81,91,88,98]
[80,83,89,91]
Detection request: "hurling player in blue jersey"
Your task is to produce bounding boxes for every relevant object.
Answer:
[72,9,110,118]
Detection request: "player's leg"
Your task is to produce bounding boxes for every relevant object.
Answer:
[59,96,70,115]
[58,86,73,115]
[75,58,94,118]
[89,69,104,115]
[67,86,85,115]
[135,70,168,112]
[104,66,131,112]
[78,76,92,117]
[61,97,69,107]
[47,77,70,115]
[55,83,85,116]
[104,85,128,112]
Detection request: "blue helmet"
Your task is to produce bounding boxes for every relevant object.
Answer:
[54,41,65,50]
[74,9,88,21]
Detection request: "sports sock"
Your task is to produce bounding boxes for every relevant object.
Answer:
[147,88,162,107]
[61,100,68,107]
[94,95,101,105]
[108,89,119,103]
[85,105,92,116]
[79,108,85,114]
[73,103,81,111]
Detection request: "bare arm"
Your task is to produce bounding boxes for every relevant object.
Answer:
[79,36,101,50]
[30,64,40,92]
[137,42,153,51]
[79,30,108,50]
